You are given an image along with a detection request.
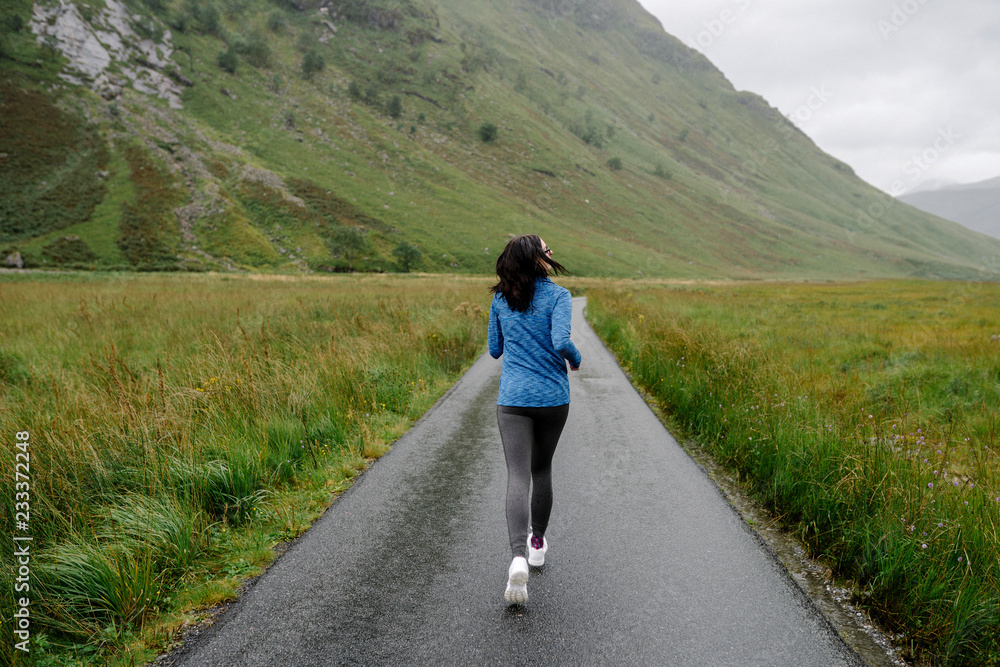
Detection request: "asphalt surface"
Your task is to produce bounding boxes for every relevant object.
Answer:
[171,297,863,666]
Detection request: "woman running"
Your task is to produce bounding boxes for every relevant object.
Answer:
[488,234,581,604]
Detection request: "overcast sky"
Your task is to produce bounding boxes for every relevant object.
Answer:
[636,0,1000,195]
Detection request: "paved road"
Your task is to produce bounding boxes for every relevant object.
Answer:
[171,297,862,666]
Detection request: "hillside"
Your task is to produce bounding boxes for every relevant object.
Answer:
[899,176,1000,241]
[3,0,1000,279]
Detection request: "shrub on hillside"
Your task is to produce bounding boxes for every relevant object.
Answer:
[287,177,394,235]
[607,157,623,171]
[221,0,250,19]
[141,0,168,14]
[0,83,108,243]
[167,10,191,32]
[232,31,271,68]
[478,122,498,143]
[338,1,400,29]
[116,145,182,269]
[569,118,605,148]
[266,11,286,32]
[296,29,317,53]
[188,0,223,36]
[326,227,368,271]
[41,236,97,266]
[2,13,24,33]
[653,163,672,180]
[301,49,325,79]
[387,95,402,119]
[216,48,238,73]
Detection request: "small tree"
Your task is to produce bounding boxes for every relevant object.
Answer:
[607,157,623,171]
[327,227,367,270]
[387,95,403,119]
[266,11,286,32]
[233,31,271,68]
[301,49,325,79]
[392,242,422,272]
[221,0,249,19]
[216,48,238,73]
[192,2,223,36]
[0,13,23,57]
[478,122,498,143]
[2,13,24,32]
[168,10,190,32]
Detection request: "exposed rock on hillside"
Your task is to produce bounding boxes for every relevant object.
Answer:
[30,0,184,108]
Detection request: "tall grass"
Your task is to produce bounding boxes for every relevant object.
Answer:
[587,280,1000,666]
[0,272,488,665]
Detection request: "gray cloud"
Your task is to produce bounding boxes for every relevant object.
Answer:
[638,0,1000,193]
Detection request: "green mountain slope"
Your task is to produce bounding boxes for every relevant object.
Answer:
[3,0,999,279]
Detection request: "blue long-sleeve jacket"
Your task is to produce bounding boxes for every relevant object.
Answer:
[488,278,582,407]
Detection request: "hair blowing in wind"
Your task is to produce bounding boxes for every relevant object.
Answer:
[490,234,569,312]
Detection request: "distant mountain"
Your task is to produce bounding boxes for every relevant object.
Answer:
[3,0,1000,279]
[900,177,1000,241]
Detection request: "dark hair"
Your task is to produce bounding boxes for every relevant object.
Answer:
[490,234,568,312]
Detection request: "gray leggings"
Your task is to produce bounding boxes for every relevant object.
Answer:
[497,404,570,558]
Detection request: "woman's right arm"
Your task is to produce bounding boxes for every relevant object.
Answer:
[488,298,504,359]
[551,290,581,369]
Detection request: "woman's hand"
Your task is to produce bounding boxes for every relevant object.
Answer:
[569,363,580,371]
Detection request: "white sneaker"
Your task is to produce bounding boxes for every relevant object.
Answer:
[527,533,548,567]
[504,556,529,604]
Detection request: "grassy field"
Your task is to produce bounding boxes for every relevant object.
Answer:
[0,272,489,666]
[586,279,1000,666]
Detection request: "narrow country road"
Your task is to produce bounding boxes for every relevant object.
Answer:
[168,297,862,666]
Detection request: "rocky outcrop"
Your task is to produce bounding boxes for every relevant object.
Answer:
[3,251,24,269]
[30,0,185,109]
